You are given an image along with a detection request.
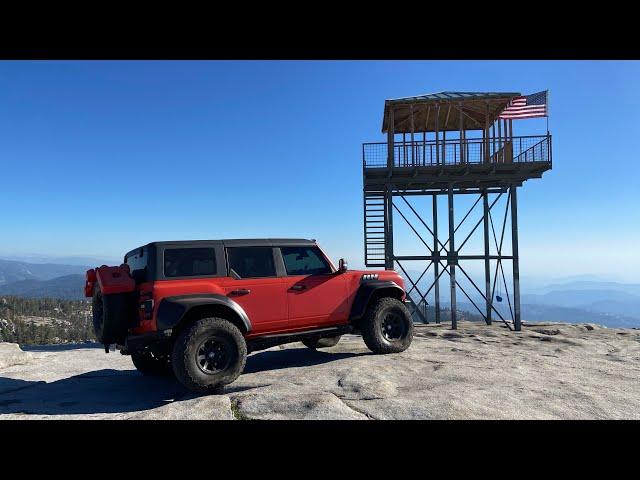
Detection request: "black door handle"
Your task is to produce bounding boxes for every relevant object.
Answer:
[289,285,306,291]
[230,288,251,296]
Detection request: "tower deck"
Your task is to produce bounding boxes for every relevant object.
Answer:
[363,134,551,191]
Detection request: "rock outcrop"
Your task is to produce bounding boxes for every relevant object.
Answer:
[1,322,639,420]
[0,342,32,370]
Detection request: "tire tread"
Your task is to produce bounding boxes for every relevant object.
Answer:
[172,317,247,393]
[361,297,413,354]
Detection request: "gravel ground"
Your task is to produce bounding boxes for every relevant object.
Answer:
[1,321,639,419]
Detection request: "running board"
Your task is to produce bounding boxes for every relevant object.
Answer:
[258,325,353,340]
[247,325,354,353]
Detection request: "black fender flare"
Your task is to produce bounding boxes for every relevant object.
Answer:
[156,294,252,333]
[349,280,405,322]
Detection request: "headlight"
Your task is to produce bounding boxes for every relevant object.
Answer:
[361,273,379,281]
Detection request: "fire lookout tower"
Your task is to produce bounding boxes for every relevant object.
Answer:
[362,91,552,331]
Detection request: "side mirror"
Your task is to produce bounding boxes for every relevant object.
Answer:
[338,258,348,273]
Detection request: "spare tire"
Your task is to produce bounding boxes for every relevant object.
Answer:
[92,283,134,346]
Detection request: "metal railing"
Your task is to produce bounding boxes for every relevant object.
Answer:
[363,134,551,169]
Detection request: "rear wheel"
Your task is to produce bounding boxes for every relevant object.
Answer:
[131,350,172,376]
[361,297,413,354]
[302,335,341,349]
[171,317,247,393]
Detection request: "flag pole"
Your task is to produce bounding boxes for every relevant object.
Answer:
[546,89,550,134]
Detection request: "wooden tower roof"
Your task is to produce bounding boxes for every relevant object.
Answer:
[382,91,521,133]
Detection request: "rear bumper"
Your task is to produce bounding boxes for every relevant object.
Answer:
[121,329,172,355]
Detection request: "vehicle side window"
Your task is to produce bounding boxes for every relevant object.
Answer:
[164,248,217,277]
[226,247,276,279]
[126,247,148,283]
[281,246,332,276]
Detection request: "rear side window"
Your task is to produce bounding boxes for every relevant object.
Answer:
[281,246,332,276]
[126,247,149,283]
[226,247,276,278]
[164,248,217,278]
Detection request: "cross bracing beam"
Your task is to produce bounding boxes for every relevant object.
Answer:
[395,258,448,324]
[385,184,521,331]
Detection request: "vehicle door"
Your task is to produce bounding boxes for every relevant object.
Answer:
[279,245,348,329]
[223,246,288,333]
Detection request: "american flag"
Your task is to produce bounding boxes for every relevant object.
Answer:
[499,90,548,119]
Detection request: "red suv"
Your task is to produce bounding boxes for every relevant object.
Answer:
[85,239,413,393]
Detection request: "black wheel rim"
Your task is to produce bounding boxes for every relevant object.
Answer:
[381,311,406,341]
[195,336,233,374]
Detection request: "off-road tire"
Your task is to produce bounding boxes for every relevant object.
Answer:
[302,335,341,349]
[131,350,173,376]
[171,317,247,394]
[361,297,413,354]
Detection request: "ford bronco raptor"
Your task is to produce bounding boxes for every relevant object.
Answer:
[85,239,413,393]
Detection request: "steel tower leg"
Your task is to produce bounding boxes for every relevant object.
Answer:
[510,185,521,330]
[448,186,457,329]
[483,189,492,325]
[433,194,441,323]
[385,185,394,270]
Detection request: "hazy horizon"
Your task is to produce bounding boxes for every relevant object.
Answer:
[1,60,639,283]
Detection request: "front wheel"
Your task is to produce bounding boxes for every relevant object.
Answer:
[171,317,247,394]
[361,297,413,354]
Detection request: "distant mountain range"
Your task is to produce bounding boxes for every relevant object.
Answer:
[454,301,639,329]
[521,288,640,323]
[523,288,640,306]
[0,274,85,300]
[528,280,640,296]
[401,269,640,329]
[0,254,119,267]
[0,259,639,328]
[0,259,88,300]
[0,259,89,286]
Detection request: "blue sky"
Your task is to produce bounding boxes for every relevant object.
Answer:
[0,61,639,281]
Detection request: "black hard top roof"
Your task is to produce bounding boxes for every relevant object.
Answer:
[125,238,317,258]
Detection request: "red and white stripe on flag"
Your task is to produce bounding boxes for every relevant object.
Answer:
[499,91,547,119]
